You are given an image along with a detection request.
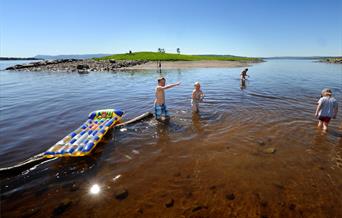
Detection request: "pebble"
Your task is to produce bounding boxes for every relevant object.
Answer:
[52,199,72,216]
[192,205,208,212]
[120,128,127,132]
[165,198,174,208]
[113,174,122,182]
[257,140,266,146]
[115,188,128,201]
[263,147,276,154]
[225,193,235,200]
[21,207,41,218]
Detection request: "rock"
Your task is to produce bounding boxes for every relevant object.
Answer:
[115,188,128,201]
[260,200,268,207]
[257,140,266,146]
[263,147,276,154]
[136,208,144,214]
[52,199,72,216]
[192,205,208,212]
[70,183,79,192]
[225,193,235,200]
[288,203,296,210]
[76,64,90,70]
[165,198,174,208]
[109,60,116,64]
[21,207,41,218]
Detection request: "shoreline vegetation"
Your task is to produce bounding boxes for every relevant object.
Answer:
[3,52,263,72]
[319,57,342,64]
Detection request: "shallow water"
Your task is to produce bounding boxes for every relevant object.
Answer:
[0,59,341,217]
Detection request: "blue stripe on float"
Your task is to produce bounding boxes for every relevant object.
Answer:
[92,130,98,136]
[106,120,113,127]
[70,132,77,137]
[70,139,77,144]
[100,129,105,134]
[94,136,100,141]
[88,130,93,135]
[83,142,94,152]
[77,146,83,151]
[81,125,87,129]
[88,112,96,120]
[80,131,86,136]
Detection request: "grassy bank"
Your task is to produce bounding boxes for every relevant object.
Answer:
[95,52,261,62]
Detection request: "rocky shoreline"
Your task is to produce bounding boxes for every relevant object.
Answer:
[4,59,148,72]
[319,58,342,64]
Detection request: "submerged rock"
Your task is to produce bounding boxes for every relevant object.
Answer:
[165,198,174,208]
[225,193,235,200]
[52,198,72,216]
[263,147,276,154]
[21,207,41,218]
[115,188,128,201]
[257,140,266,146]
[192,204,208,212]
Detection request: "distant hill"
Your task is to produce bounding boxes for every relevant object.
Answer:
[0,57,41,61]
[34,54,112,60]
[264,56,342,60]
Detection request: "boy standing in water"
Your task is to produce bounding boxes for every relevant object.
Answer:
[315,88,338,131]
[240,68,249,80]
[155,77,180,120]
[192,82,205,113]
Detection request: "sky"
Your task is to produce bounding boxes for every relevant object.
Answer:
[0,0,341,57]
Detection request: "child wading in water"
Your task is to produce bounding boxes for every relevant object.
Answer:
[192,82,205,113]
[154,77,180,120]
[315,88,338,131]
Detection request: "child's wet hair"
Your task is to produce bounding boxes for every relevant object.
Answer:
[158,77,166,83]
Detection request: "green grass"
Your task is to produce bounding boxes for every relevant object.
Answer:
[95,52,261,62]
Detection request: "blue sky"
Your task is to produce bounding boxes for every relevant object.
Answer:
[0,0,341,57]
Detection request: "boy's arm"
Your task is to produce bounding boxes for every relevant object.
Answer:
[333,101,338,118]
[161,82,181,90]
[315,102,322,117]
[192,90,196,99]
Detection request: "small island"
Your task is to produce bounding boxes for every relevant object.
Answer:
[4,51,263,72]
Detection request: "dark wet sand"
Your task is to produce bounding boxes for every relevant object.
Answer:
[2,113,341,218]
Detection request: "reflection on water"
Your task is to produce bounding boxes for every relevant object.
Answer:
[1,59,342,217]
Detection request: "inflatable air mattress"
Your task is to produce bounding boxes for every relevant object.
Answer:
[44,109,123,158]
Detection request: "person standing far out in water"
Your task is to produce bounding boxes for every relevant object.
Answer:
[315,88,338,131]
[240,68,249,80]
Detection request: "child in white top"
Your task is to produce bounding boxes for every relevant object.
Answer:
[191,82,205,113]
[315,88,338,131]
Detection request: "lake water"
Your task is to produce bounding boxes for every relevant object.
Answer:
[0,59,341,217]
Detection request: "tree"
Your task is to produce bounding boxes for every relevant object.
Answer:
[177,48,180,54]
[158,48,162,53]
